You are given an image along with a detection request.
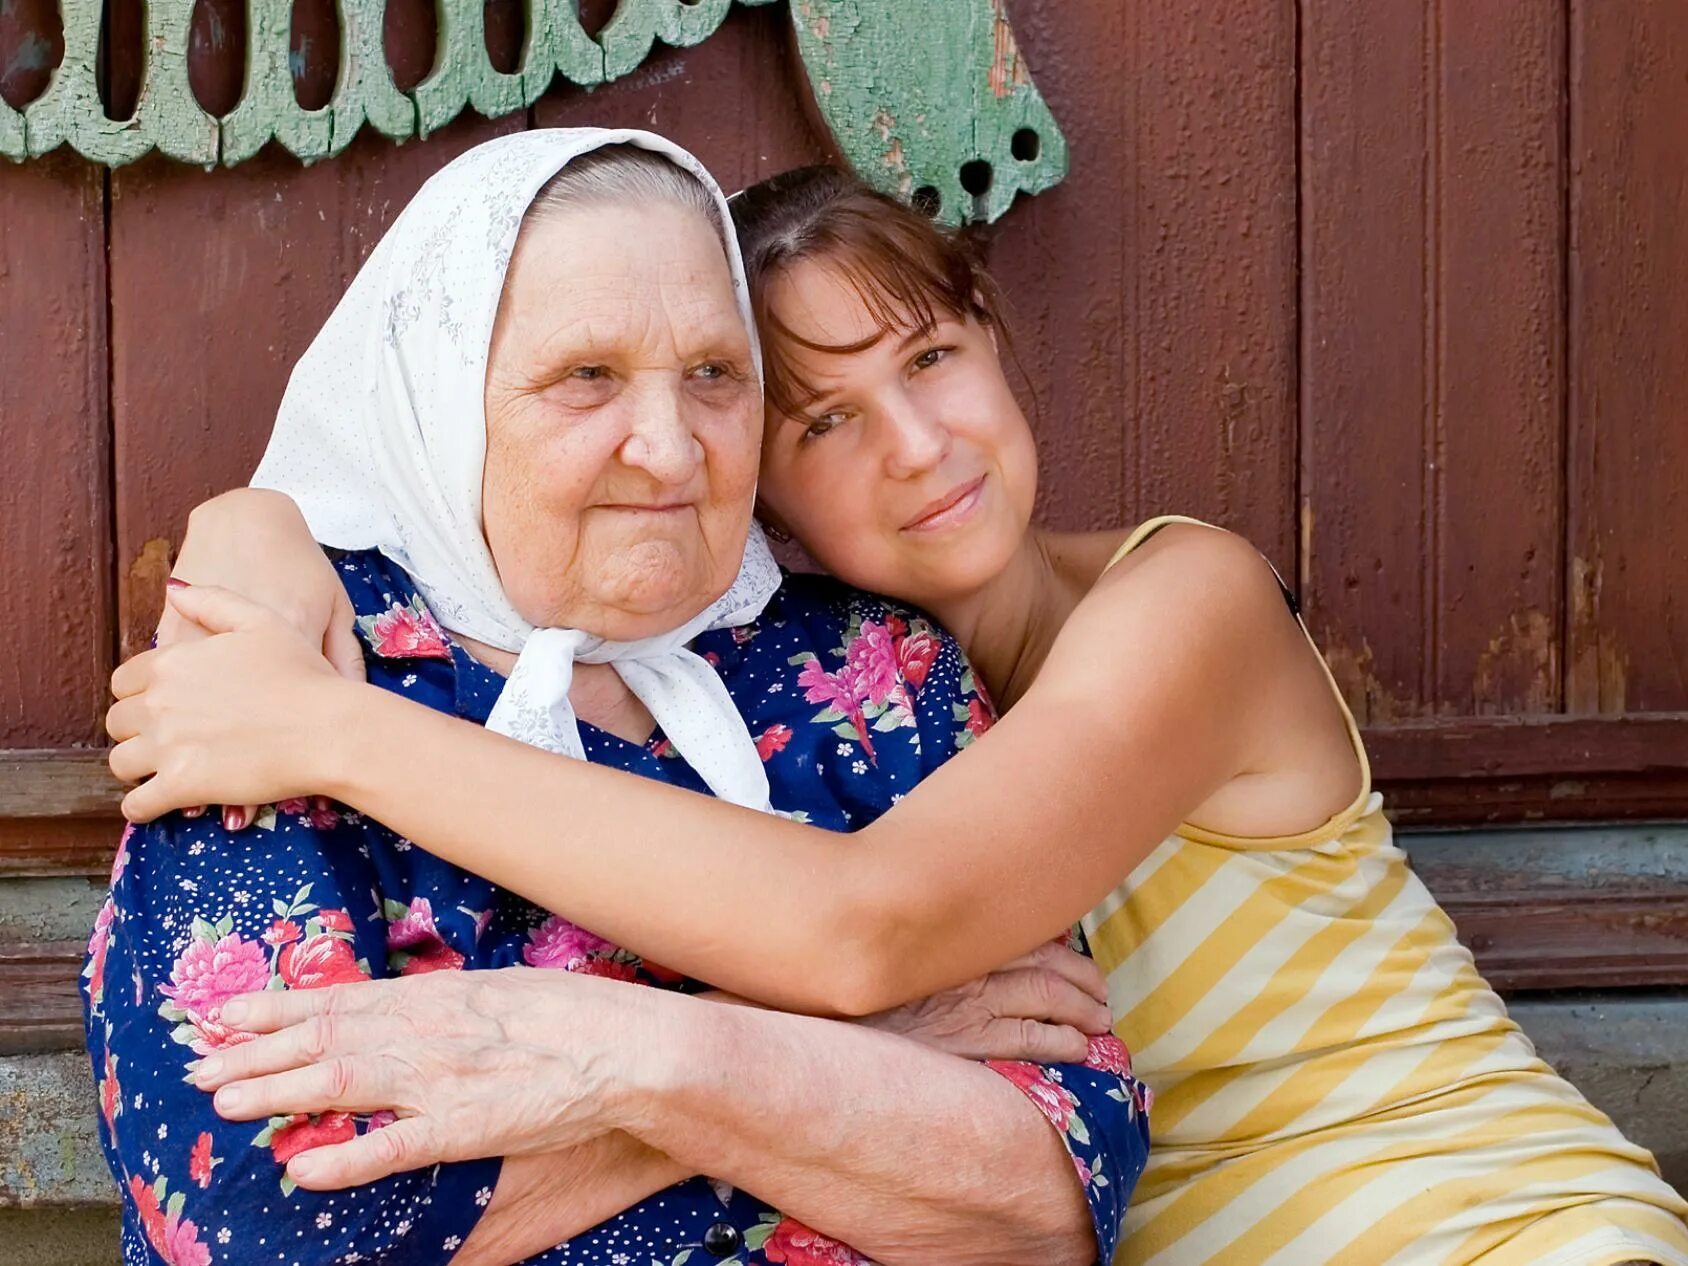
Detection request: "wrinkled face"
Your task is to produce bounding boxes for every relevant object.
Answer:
[482,201,762,640]
[754,258,1038,608]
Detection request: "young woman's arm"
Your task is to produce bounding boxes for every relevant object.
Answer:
[110,527,1315,1015]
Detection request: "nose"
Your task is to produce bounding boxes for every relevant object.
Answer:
[619,378,704,485]
[882,392,951,479]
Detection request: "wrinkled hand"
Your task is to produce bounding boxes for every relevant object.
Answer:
[857,938,1114,1063]
[108,586,351,821]
[190,967,669,1190]
[159,489,365,829]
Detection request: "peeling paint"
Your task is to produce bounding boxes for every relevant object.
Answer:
[1569,554,1629,713]
[1471,609,1557,713]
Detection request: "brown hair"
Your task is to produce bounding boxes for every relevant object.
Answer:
[729,166,1009,417]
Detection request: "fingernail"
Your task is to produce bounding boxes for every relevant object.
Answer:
[183,805,206,819]
[221,999,248,1025]
[223,806,248,832]
[166,577,190,590]
[194,1056,222,1084]
[213,1085,243,1113]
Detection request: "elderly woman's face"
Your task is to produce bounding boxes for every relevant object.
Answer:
[482,201,761,640]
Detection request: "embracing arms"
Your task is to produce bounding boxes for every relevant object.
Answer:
[113,489,1316,1015]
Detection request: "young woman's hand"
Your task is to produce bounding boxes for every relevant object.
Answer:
[107,586,355,822]
[856,938,1114,1063]
[160,489,364,828]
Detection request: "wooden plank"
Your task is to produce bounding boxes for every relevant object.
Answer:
[1405,826,1688,992]
[0,754,123,820]
[971,0,1131,535]
[0,942,85,1057]
[1433,4,1567,715]
[1364,714,1688,780]
[1298,0,1432,723]
[1567,0,1688,715]
[108,112,526,660]
[1382,770,1688,829]
[0,154,111,749]
[987,0,1299,573]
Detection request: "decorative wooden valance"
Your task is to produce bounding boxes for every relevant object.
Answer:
[0,0,1067,222]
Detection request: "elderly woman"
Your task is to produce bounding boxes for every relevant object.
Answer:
[84,130,1149,1266]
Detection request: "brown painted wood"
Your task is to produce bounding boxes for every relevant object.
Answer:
[0,940,88,1055]
[1365,715,1688,781]
[0,752,125,819]
[0,0,63,108]
[0,154,112,749]
[1567,0,1688,716]
[1299,0,1433,726]
[990,0,1299,574]
[1433,5,1567,716]
[1381,772,1688,828]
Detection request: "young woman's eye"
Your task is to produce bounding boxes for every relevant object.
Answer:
[912,346,953,371]
[801,411,850,443]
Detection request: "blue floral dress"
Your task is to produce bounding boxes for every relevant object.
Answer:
[83,550,1152,1266]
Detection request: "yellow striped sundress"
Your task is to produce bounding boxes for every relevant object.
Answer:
[1083,516,1688,1266]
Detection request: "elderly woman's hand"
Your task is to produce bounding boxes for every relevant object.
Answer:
[857,938,1114,1063]
[189,967,674,1190]
[107,585,356,821]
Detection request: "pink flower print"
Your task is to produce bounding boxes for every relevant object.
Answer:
[843,620,901,708]
[85,897,116,1006]
[965,695,992,739]
[895,629,941,692]
[99,1051,121,1133]
[761,1217,872,1265]
[796,658,877,763]
[263,919,302,948]
[985,1059,1080,1133]
[367,1110,397,1131]
[277,797,341,829]
[362,598,451,660]
[279,933,369,991]
[269,1111,356,1166]
[573,956,638,983]
[316,908,356,934]
[1083,1034,1133,1078]
[160,933,270,1028]
[522,914,617,971]
[755,724,794,760]
[110,824,134,886]
[1072,1152,1093,1185]
[385,897,441,950]
[129,1175,211,1266]
[398,941,465,975]
[189,1132,219,1188]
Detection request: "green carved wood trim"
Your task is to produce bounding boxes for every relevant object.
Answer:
[0,0,1066,222]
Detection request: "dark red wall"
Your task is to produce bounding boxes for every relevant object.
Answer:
[3,1,1686,830]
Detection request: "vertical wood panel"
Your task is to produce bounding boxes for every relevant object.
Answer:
[997,0,1298,570]
[981,0,1131,533]
[1567,0,1688,714]
[1434,5,1566,715]
[108,116,525,659]
[1300,0,1432,723]
[0,156,111,747]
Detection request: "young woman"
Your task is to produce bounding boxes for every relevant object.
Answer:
[111,165,1688,1266]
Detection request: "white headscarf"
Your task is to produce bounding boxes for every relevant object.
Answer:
[252,129,780,811]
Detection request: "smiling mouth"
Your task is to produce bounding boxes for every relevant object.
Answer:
[903,475,986,532]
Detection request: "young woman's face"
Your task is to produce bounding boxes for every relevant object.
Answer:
[754,258,1038,608]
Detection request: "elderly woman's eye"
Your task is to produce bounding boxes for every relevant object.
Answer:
[692,362,728,381]
[571,365,608,381]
